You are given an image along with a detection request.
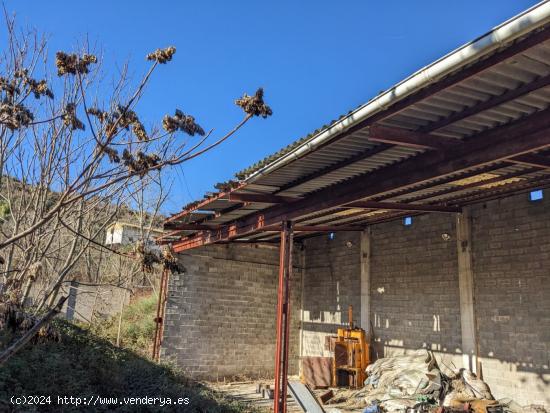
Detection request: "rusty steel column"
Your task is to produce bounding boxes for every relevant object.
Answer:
[274,220,293,413]
[152,267,169,361]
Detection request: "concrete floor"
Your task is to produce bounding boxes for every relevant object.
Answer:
[208,380,364,412]
[208,380,301,412]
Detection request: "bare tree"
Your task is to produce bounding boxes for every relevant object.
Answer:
[0,11,272,309]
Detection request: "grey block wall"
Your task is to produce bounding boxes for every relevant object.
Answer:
[298,193,548,406]
[161,243,302,380]
[369,213,462,360]
[470,194,550,405]
[301,231,361,357]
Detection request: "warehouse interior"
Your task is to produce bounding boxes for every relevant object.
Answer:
[158,3,550,411]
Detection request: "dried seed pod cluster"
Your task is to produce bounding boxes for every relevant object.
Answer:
[122,149,161,177]
[132,120,148,141]
[162,109,205,136]
[146,46,176,64]
[0,76,20,99]
[102,146,120,163]
[26,78,54,99]
[88,105,149,141]
[135,240,162,273]
[14,69,53,99]
[55,52,97,76]
[235,88,272,118]
[113,105,139,129]
[63,103,85,131]
[162,247,183,273]
[0,102,34,130]
[86,107,109,123]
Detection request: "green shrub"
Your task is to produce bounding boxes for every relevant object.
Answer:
[91,293,158,358]
[0,201,10,220]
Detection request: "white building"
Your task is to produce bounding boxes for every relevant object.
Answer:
[105,221,164,250]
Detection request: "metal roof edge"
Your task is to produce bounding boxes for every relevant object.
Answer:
[241,0,550,184]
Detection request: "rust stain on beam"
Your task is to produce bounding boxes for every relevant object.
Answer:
[344,200,461,213]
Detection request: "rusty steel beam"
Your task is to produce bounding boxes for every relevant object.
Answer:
[293,225,364,232]
[152,268,170,361]
[344,200,461,213]
[293,165,508,225]
[369,126,550,170]
[164,182,247,225]
[163,223,216,231]
[402,167,540,203]
[338,169,544,227]
[171,108,550,252]
[228,193,297,204]
[370,163,507,201]
[507,153,550,169]
[453,175,550,205]
[367,125,460,150]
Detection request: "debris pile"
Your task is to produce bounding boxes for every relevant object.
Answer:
[362,350,442,411]
[442,369,494,407]
[323,350,545,413]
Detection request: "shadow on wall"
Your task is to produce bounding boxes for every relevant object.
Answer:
[301,200,549,405]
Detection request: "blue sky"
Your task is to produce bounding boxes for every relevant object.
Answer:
[2,0,540,213]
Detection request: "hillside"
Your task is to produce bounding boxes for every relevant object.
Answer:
[0,308,258,412]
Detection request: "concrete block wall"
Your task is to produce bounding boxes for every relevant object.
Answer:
[369,213,463,366]
[301,231,361,357]
[470,193,550,405]
[61,282,130,322]
[27,280,129,322]
[297,193,549,405]
[161,243,302,380]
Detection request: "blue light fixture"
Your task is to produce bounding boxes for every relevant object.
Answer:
[529,189,543,201]
[403,216,413,226]
[329,232,335,240]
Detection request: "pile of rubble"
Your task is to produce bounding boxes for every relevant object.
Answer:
[323,350,546,413]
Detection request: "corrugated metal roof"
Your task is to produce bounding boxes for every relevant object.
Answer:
[164,4,550,244]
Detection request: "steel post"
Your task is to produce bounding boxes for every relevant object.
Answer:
[274,220,293,413]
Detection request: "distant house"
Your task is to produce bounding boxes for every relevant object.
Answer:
[105,221,164,250]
